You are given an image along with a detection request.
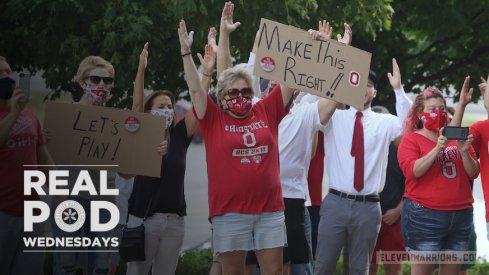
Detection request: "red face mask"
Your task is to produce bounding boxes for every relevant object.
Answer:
[419,109,448,132]
[224,96,252,116]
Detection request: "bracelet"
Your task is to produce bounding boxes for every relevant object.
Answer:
[181,52,192,57]
[203,72,212,77]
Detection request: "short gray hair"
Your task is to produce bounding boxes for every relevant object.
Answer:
[216,68,254,100]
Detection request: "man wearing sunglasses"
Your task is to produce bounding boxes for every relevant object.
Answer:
[0,56,55,275]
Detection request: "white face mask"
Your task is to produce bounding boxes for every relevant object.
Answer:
[83,82,111,106]
[150,108,174,128]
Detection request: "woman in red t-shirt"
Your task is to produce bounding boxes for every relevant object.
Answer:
[177,4,297,272]
[398,87,479,275]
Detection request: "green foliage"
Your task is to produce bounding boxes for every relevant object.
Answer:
[175,248,213,275]
[6,0,487,111]
[0,0,392,109]
[366,0,489,109]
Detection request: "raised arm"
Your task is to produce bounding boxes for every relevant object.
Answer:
[309,20,348,119]
[197,42,216,93]
[217,1,240,77]
[388,58,412,123]
[132,42,149,112]
[451,76,473,126]
[246,30,262,98]
[178,20,207,119]
[481,75,489,113]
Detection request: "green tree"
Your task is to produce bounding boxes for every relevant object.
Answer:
[0,0,393,108]
[364,0,489,109]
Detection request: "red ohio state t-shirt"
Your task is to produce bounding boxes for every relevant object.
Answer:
[398,132,478,210]
[470,120,489,221]
[0,108,46,216]
[196,85,288,218]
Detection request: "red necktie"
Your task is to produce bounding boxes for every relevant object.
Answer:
[351,111,364,192]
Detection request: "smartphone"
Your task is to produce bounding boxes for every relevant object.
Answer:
[19,73,31,98]
[442,126,469,140]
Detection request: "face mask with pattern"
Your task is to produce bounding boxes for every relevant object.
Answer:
[419,109,448,132]
[150,108,174,128]
[223,96,252,116]
[83,82,111,106]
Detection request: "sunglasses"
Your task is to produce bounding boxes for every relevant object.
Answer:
[88,75,114,85]
[225,88,253,99]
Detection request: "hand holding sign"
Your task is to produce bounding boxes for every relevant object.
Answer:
[337,23,352,45]
[318,20,333,40]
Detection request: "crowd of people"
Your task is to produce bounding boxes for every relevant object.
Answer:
[1,1,489,275]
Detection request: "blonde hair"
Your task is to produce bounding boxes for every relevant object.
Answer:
[74,56,115,83]
[0,56,12,74]
[216,68,254,100]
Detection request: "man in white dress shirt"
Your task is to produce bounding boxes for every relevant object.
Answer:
[314,60,412,274]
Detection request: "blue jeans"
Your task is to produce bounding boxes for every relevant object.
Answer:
[401,198,473,253]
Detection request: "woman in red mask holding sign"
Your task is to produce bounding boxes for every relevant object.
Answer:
[398,86,479,275]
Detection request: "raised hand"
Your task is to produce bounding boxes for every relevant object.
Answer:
[197,43,216,73]
[459,76,473,107]
[337,23,352,45]
[479,76,487,98]
[220,1,240,34]
[139,42,149,70]
[318,20,332,40]
[387,58,402,90]
[208,27,218,54]
[178,20,194,54]
[308,29,322,40]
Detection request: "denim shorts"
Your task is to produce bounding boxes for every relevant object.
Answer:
[211,211,287,255]
[401,198,473,254]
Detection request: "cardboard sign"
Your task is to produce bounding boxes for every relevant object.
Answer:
[253,18,372,110]
[44,102,166,177]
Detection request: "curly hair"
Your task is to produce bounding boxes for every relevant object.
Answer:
[403,86,446,133]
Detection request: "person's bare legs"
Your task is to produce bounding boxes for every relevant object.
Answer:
[255,247,283,275]
[219,251,247,275]
[244,264,256,275]
[410,263,434,275]
[439,263,460,275]
[383,263,402,275]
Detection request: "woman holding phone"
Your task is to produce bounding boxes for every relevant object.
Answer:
[397,86,479,275]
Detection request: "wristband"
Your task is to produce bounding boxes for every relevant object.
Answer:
[181,52,192,57]
[203,72,212,77]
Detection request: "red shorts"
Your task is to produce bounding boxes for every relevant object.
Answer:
[371,218,406,264]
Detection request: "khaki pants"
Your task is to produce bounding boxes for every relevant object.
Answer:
[126,213,185,275]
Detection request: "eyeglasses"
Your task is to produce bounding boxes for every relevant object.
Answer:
[224,88,253,99]
[88,75,114,85]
